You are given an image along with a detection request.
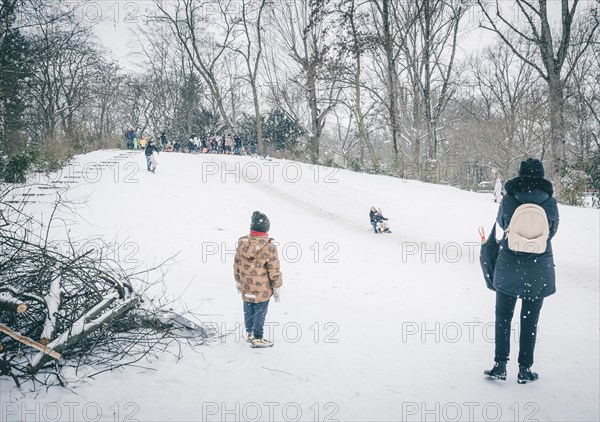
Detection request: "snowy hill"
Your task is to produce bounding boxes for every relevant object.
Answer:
[1,149,598,421]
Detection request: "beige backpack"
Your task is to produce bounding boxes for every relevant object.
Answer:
[505,203,549,254]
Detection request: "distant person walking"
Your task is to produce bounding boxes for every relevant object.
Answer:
[124,129,133,150]
[233,211,283,348]
[493,176,503,203]
[484,158,559,384]
[144,141,160,173]
[234,135,242,155]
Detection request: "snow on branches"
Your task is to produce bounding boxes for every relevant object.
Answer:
[0,184,212,388]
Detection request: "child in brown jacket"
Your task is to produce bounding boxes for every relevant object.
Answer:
[234,211,283,348]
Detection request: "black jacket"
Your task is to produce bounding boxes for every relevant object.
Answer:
[369,210,378,223]
[145,143,159,157]
[369,210,387,223]
[493,176,559,300]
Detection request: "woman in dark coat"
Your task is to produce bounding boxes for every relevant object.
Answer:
[484,158,559,384]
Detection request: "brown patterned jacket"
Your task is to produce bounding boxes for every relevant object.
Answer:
[234,235,283,303]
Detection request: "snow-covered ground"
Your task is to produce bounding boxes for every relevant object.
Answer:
[1,150,598,421]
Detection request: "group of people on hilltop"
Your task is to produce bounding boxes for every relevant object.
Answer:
[136,130,262,173]
[125,129,259,156]
[124,129,147,150]
[163,133,256,156]
[124,129,165,151]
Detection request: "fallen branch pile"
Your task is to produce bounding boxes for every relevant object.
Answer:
[0,183,211,388]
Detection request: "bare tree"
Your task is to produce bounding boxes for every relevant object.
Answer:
[267,0,343,163]
[564,14,600,166]
[369,0,402,161]
[119,74,156,139]
[1,0,73,153]
[330,105,360,167]
[337,0,379,168]
[24,5,106,150]
[133,21,200,140]
[466,40,548,175]
[229,0,269,155]
[418,0,465,162]
[156,0,238,135]
[477,0,600,176]
[89,62,123,142]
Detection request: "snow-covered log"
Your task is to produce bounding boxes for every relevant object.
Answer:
[27,295,140,374]
[39,276,62,343]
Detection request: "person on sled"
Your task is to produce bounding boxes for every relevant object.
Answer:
[376,208,391,233]
[369,206,391,234]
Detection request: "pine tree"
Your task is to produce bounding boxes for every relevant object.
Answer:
[263,108,305,152]
[0,27,32,155]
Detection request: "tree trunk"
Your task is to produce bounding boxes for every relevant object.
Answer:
[350,0,378,168]
[382,0,399,159]
[354,64,377,168]
[307,62,320,164]
[422,0,434,161]
[412,94,421,165]
[252,83,264,155]
[548,75,566,176]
